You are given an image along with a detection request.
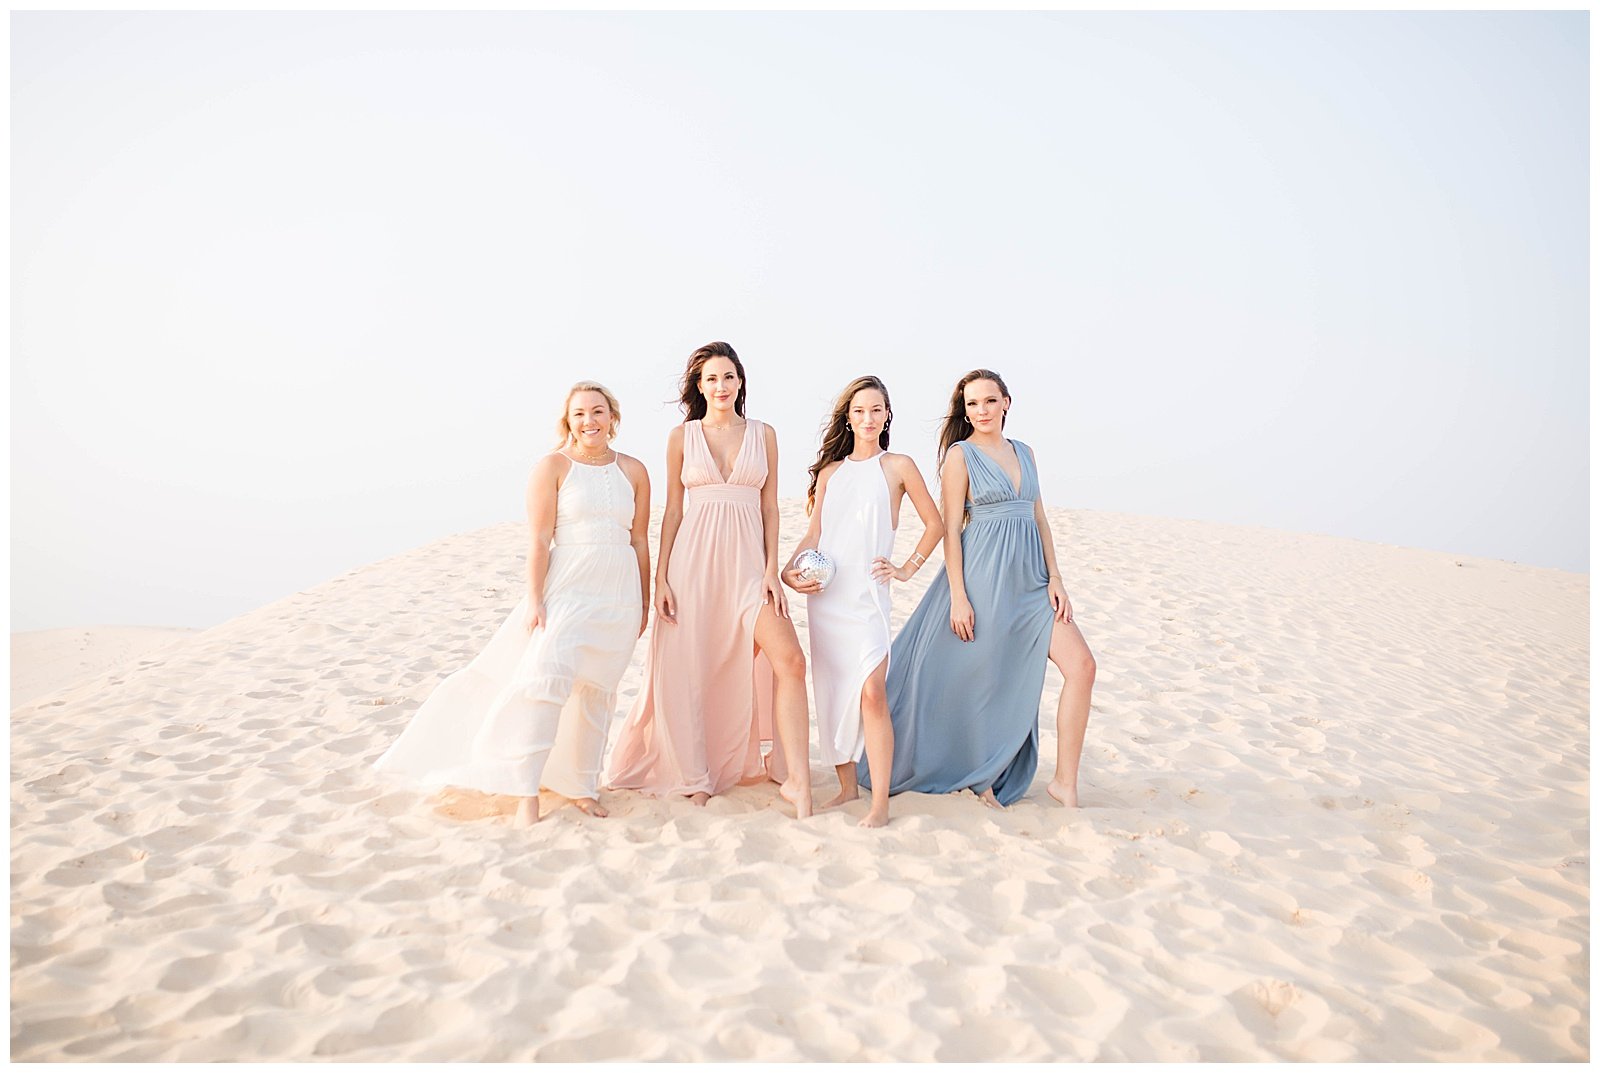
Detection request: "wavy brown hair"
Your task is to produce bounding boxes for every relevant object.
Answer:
[937,368,1011,464]
[677,341,747,421]
[806,375,892,513]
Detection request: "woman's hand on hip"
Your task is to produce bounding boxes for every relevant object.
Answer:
[871,556,910,584]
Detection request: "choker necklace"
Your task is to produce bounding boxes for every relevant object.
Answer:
[568,445,613,463]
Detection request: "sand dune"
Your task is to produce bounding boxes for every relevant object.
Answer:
[10,627,198,709]
[10,505,1588,1060]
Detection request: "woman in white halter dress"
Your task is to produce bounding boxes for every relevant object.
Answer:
[809,455,896,768]
[375,382,651,825]
[782,376,944,827]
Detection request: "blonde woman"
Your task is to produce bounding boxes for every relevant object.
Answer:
[375,382,652,825]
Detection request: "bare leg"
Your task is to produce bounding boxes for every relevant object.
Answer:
[541,684,613,818]
[513,796,540,826]
[758,741,788,786]
[977,787,1005,810]
[688,792,710,807]
[754,604,812,819]
[820,764,859,810]
[1046,619,1096,807]
[858,659,892,828]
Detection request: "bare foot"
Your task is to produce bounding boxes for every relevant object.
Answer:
[1045,780,1079,808]
[513,797,540,827]
[977,788,1005,810]
[571,797,609,818]
[688,791,710,807]
[778,779,813,819]
[858,803,889,828]
[819,786,859,811]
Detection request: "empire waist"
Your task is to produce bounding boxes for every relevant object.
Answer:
[967,499,1036,522]
[686,484,762,507]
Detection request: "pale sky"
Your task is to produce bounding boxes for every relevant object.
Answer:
[11,11,1589,631]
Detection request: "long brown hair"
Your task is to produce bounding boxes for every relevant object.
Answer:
[677,341,747,421]
[937,368,1011,464]
[806,375,892,513]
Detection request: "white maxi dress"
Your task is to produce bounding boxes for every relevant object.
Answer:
[807,453,896,767]
[374,457,640,799]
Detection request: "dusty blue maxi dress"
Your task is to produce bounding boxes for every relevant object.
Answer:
[860,438,1054,806]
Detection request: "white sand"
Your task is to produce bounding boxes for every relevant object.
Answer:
[11,626,199,709]
[9,504,1588,1060]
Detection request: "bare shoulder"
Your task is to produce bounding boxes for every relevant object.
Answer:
[761,420,779,446]
[667,424,685,447]
[940,443,969,476]
[615,452,650,483]
[884,451,923,477]
[531,451,570,480]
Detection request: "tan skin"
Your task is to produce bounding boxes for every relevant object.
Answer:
[513,390,652,826]
[781,387,944,828]
[654,357,813,818]
[940,378,1097,810]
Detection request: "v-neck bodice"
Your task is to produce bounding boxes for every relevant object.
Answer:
[958,438,1036,508]
[683,419,768,489]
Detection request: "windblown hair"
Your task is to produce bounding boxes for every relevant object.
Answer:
[937,368,1010,464]
[677,341,747,421]
[555,380,622,447]
[806,375,892,514]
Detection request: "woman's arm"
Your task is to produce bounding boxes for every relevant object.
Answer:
[872,454,946,584]
[524,454,565,631]
[781,464,834,594]
[1024,446,1073,623]
[620,454,654,636]
[1032,478,1074,624]
[759,424,789,618]
[654,426,686,624]
[939,447,975,641]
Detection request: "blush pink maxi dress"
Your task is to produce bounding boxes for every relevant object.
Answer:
[605,419,776,796]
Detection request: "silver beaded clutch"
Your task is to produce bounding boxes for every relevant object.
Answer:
[794,548,837,590]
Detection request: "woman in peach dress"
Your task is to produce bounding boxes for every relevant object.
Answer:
[605,341,814,817]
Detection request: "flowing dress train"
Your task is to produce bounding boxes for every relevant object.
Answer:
[374,457,640,799]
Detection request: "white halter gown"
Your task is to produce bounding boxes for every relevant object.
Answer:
[807,453,896,767]
[375,456,640,799]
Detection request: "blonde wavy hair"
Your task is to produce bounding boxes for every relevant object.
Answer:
[555,381,622,447]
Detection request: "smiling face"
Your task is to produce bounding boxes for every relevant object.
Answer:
[848,387,889,446]
[566,390,615,451]
[699,356,743,416]
[963,378,1009,433]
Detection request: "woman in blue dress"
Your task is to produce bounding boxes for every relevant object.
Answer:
[860,369,1097,808]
